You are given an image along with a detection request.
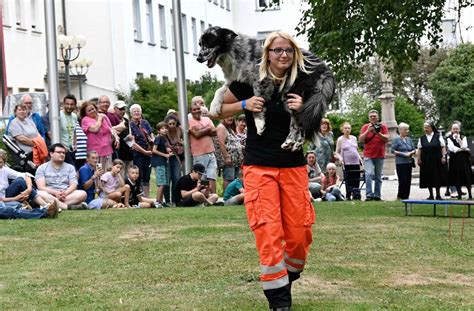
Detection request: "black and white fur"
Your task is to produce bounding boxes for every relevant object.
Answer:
[197,26,335,151]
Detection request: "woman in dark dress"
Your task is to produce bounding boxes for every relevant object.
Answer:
[446,122,472,199]
[417,122,447,200]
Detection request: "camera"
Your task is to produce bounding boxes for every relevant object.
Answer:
[373,123,382,133]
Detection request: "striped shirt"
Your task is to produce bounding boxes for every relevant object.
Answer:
[75,122,88,160]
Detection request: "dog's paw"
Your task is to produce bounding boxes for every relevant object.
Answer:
[209,100,223,116]
[281,139,294,150]
[291,141,304,151]
[254,114,266,135]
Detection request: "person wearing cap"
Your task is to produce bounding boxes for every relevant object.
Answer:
[175,163,221,207]
[113,101,133,174]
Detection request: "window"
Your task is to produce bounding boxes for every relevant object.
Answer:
[2,0,10,26]
[18,87,30,93]
[170,9,174,48]
[30,0,39,31]
[214,0,218,4]
[146,0,154,44]
[181,14,188,53]
[162,76,169,82]
[133,0,142,41]
[150,74,157,80]
[220,0,224,8]
[34,88,44,92]
[158,5,167,47]
[200,20,205,35]
[257,31,273,46]
[226,0,231,11]
[256,0,280,10]
[15,0,25,29]
[7,87,13,95]
[208,23,212,28]
[191,17,198,55]
[136,72,144,79]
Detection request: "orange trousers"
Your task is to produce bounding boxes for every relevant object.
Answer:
[243,165,315,290]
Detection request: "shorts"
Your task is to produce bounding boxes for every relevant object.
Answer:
[155,165,169,186]
[222,166,240,181]
[193,153,217,180]
[177,195,199,207]
[224,195,243,206]
[88,198,104,210]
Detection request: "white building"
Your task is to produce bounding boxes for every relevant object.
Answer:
[1,0,308,103]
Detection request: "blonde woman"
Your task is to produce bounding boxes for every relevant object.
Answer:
[219,31,334,310]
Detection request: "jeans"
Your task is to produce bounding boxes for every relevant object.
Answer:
[325,186,344,201]
[164,156,181,203]
[5,177,38,202]
[0,201,47,219]
[364,157,384,199]
[308,182,322,199]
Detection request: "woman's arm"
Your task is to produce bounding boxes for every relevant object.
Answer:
[220,89,265,118]
[14,134,34,146]
[86,114,104,133]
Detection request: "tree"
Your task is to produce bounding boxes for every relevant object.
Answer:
[429,43,474,135]
[298,0,473,82]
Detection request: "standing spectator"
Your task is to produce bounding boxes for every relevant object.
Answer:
[306,151,324,200]
[36,143,88,210]
[8,104,44,156]
[6,94,46,139]
[176,163,220,207]
[151,122,172,207]
[391,123,416,200]
[309,118,335,173]
[97,95,121,126]
[336,122,362,200]
[188,102,218,194]
[359,110,388,201]
[126,165,157,208]
[80,101,118,170]
[417,122,447,200]
[446,122,472,199]
[236,114,247,150]
[190,96,210,117]
[164,114,184,204]
[113,101,134,174]
[100,159,131,208]
[444,120,462,198]
[321,163,344,201]
[129,104,154,197]
[59,94,78,165]
[216,116,244,192]
[74,120,88,170]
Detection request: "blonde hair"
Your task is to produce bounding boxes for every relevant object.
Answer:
[259,32,309,92]
[320,118,332,133]
[340,121,351,132]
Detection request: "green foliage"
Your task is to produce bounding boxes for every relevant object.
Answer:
[393,96,424,138]
[429,43,474,135]
[125,74,223,130]
[298,0,473,81]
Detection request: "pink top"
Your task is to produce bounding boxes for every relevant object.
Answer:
[81,115,113,157]
[189,116,215,156]
[100,172,120,194]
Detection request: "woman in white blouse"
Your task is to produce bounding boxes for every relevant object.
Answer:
[446,123,472,199]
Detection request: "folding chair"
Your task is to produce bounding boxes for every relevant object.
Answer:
[339,166,365,200]
[2,135,37,174]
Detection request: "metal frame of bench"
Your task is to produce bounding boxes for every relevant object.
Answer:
[402,199,473,217]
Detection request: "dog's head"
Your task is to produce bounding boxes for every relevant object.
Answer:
[197,26,238,68]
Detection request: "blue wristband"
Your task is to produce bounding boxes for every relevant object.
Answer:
[241,99,247,110]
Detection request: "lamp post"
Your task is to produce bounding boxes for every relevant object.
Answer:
[57,34,86,95]
[70,58,92,100]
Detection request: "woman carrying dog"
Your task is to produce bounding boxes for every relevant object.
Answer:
[219,32,326,310]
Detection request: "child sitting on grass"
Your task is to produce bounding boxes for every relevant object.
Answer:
[151,122,173,208]
[126,165,157,208]
[321,163,345,201]
[100,159,131,208]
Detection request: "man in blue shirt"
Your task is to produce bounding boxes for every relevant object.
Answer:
[78,150,104,204]
[223,171,244,205]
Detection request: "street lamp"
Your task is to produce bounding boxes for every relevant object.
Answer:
[57,34,86,94]
[70,58,92,99]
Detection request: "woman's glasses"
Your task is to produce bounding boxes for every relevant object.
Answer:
[269,48,295,55]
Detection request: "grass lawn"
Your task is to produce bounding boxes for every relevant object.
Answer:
[1,201,473,310]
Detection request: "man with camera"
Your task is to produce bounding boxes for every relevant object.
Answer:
[175,163,221,207]
[359,110,389,201]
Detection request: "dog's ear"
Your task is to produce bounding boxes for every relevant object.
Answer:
[220,28,238,42]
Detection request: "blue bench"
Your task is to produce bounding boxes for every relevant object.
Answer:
[402,199,473,217]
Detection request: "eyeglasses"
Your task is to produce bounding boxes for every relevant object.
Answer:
[269,48,295,55]
[118,107,126,111]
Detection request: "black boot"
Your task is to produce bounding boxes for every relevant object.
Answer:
[264,284,292,311]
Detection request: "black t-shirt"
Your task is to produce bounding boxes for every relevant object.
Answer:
[176,174,198,202]
[151,135,168,167]
[118,118,133,161]
[126,177,142,206]
[229,81,305,167]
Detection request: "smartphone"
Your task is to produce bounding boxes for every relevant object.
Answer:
[200,180,209,186]
[96,163,102,170]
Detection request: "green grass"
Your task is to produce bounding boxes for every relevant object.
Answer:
[1,201,473,310]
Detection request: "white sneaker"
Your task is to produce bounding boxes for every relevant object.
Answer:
[313,198,322,203]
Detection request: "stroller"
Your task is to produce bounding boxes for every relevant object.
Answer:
[2,135,37,174]
[339,166,365,200]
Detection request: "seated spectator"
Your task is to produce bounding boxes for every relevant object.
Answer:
[321,163,344,201]
[176,163,221,207]
[126,165,157,208]
[36,143,88,210]
[100,159,130,208]
[223,171,244,205]
[0,149,58,218]
[306,151,324,199]
[78,150,115,210]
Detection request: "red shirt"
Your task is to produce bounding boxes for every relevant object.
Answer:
[360,123,388,158]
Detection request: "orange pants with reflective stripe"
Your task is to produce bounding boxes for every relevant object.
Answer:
[243,165,316,290]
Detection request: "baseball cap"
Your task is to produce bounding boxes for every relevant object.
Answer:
[192,163,205,174]
[114,100,127,109]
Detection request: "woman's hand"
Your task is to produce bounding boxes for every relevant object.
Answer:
[244,96,265,112]
[286,93,303,112]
